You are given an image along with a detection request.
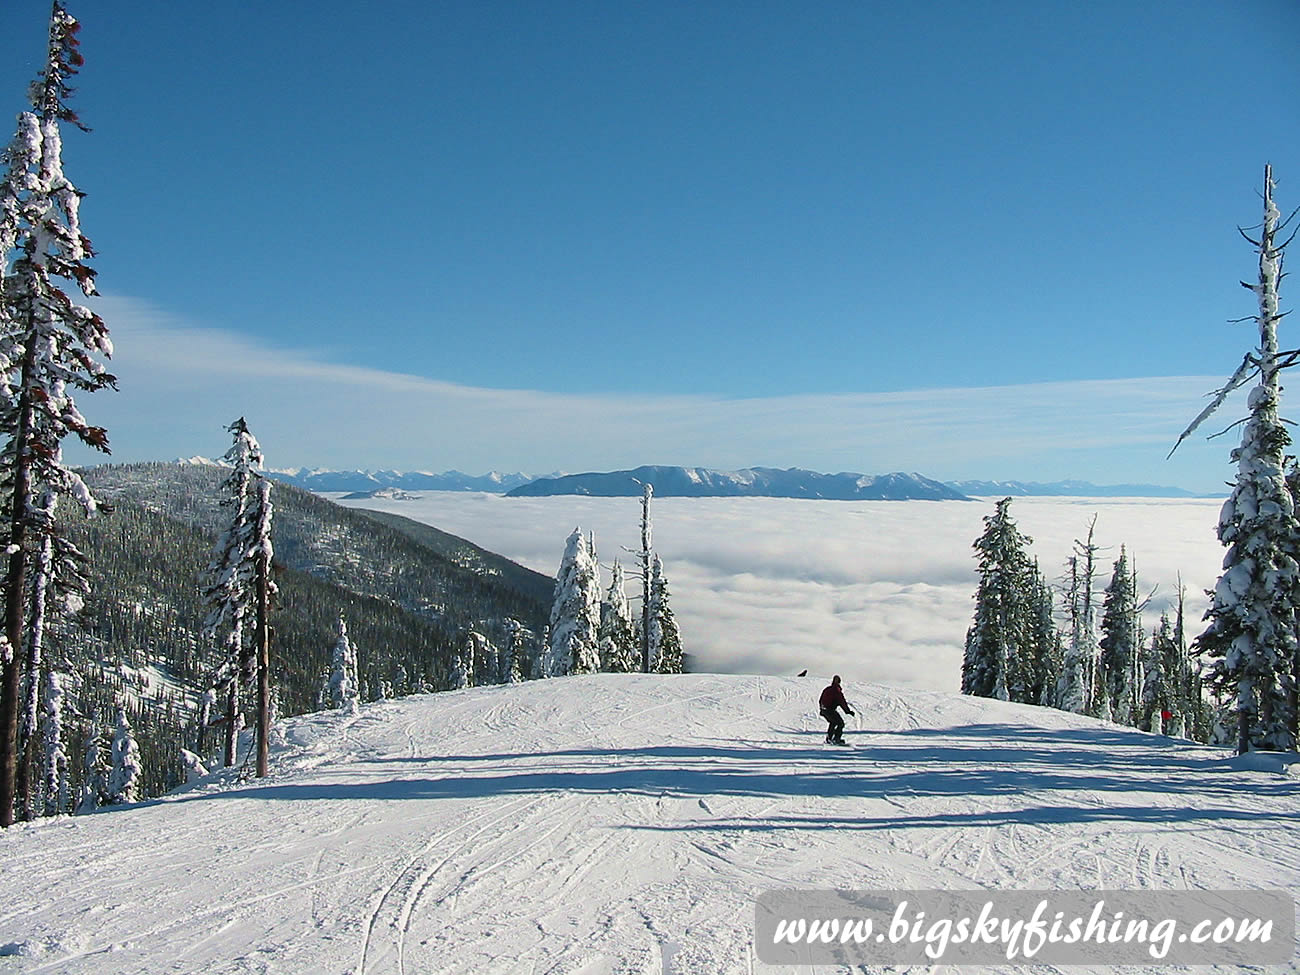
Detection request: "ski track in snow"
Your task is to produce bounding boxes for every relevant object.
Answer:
[0,673,1298,975]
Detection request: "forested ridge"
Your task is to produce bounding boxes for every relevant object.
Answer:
[31,462,549,805]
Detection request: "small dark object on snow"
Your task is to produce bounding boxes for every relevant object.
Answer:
[797,669,807,677]
[818,675,854,744]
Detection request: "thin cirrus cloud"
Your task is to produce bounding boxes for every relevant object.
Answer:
[71,294,1234,492]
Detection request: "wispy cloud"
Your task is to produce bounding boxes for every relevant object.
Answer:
[72,294,1236,491]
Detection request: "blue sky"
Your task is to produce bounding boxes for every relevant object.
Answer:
[1,1,1298,491]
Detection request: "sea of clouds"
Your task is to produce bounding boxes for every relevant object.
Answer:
[331,493,1227,693]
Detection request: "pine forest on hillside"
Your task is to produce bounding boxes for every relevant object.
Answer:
[10,459,691,817]
[16,462,553,812]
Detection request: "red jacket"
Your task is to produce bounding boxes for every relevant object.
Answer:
[819,683,849,713]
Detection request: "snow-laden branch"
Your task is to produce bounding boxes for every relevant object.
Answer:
[1167,354,1259,458]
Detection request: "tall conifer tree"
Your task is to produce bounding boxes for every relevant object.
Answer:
[649,555,684,674]
[546,528,601,676]
[329,614,359,713]
[598,561,638,673]
[1098,546,1139,726]
[107,702,139,805]
[962,499,1033,699]
[1175,166,1300,752]
[0,3,113,826]
[200,419,276,774]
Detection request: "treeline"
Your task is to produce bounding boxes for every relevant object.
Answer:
[963,167,1300,757]
[961,499,1216,741]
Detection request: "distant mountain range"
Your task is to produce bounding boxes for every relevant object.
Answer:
[506,466,968,500]
[946,479,1206,498]
[263,467,535,494]
[174,460,1210,500]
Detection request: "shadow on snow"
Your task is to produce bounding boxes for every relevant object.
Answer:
[159,720,1300,831]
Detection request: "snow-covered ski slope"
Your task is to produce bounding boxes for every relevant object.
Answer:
[2,674,1297,974]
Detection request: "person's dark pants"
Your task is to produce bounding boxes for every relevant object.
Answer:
[821,707,844,742]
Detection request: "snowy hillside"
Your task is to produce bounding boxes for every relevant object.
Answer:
[1,674,1296,974]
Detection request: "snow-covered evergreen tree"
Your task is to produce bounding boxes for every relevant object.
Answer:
[1142,614,1174,733]
[598,561,638,673]
[75,708,105,814]
[449,648,469,690]
[17,493,55,819]
[268,685,285,745]
[329,614,359,714]
[0,2,114,828]
[1093,678,1113,723]
[107,704,139,805]
[200,418,276,775]
[1027,566,1061,707]
[248,466,275,778]
[962,499,1033,699]
[180,748,209,786]
[999,558,1059,706]
[1098,546,1139,726]
[452,632,481,690]
[533,628,548,680]
[638,484,653,672]
[470,629,496,685]
[40,668,65,816]
[649,555,684,674]
[200,419,263,766]
[1182,166,1300,753]
[502,618,525,684]
[16,486,86,819]
[545,528,601,677]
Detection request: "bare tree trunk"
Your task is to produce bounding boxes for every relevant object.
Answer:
[196,696,209,758]
[0,516,29,828]
[640,484,652,674]
[1239,705,1251,756]
[0,357,37,827]
[14,733,35,823]
[15,520,53,820]
[224,681,237,768]
[255,554,270,778]
[16,645,39,822]
[1078,515,1098,710]
[1293,636,1300,750]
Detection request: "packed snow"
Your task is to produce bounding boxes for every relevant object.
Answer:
[0,673,1295,974]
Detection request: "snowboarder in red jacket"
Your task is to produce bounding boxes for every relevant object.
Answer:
[819,675,854,745]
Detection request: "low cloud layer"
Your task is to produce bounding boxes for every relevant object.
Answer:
[333,493,1226,693]
[69,295,1236,492]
